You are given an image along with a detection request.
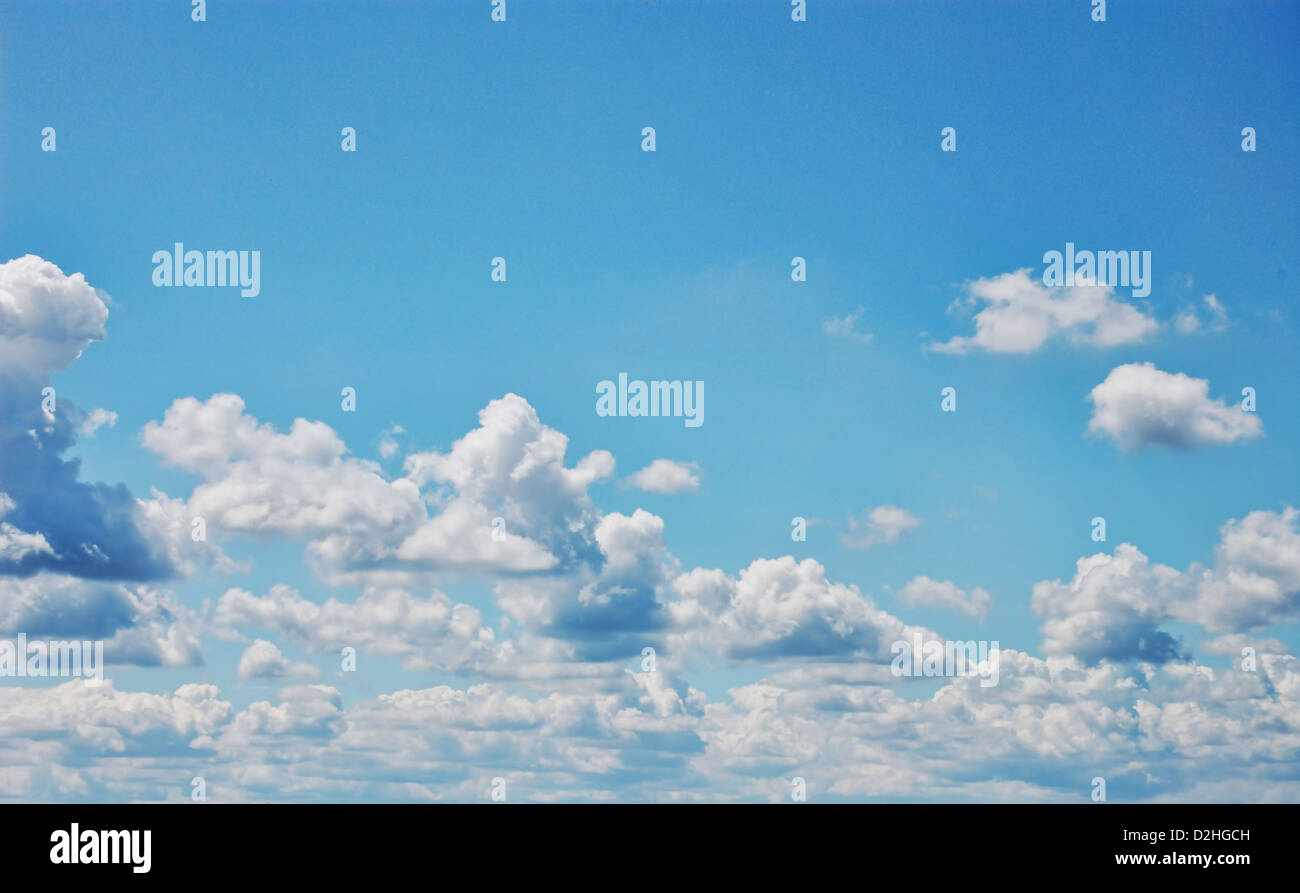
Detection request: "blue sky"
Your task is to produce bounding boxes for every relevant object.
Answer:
[0,0,1298,803]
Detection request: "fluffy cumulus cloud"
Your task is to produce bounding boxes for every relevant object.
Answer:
[141,393,426,566]
[5,257,1298,803]
[494,508,677,662]
[0,255,108,383]
[1032,545,1188,664]
[669,556,924,662]
[928,269,1158,355]
[141,390,671,660]
[0,257,224,666]
[1032,507,1300,663]
[1181,508,1300,632]
[400,394,614,574]
[624,459,701,494]
[142,392,615,582]
[237,640,320,681]
[1086,362,1263,451]
[0,257,175,582]
[5,371,1296,801]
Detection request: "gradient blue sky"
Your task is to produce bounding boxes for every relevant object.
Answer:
[1,1,1298,802]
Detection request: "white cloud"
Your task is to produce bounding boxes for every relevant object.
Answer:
[823,307,873,343]
[1,637,1298,801]
[396,394,615,575]
[0,493,54,563]
[135,487,243,577]
[896,576,992,621]
[0,574,202,667]
[1086,362,1263,451]
[142,393,425,544]
[1174,294,1229,335]
[0,257,176,582]
[841,505,922,549]
[1032,507,1300,661]
[392,498,560,573]
[0,524,52,563]
[142,393,622,582]
[78,408,117,437]
[377,424,404,459]
[492,509,678,661]
[214,583,508,673]
[929,269,1157,355]
[1031,544,1186,664]
[624,459,700,494]
[669,556,925,661]
[1182,507,1300,632]
[1200,633,1290,658]
[237,639,320,681]
[217,684,346,748]
[0,255,108,387]
[7,252,1300,804]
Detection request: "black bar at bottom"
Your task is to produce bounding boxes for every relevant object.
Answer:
[2,804,1284,879]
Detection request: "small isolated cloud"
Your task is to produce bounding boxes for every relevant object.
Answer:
[823,307,873,343]
[625,459,700,494]
[1174,294,1230,334]
[378,424,404,459]
[897,576,992,621]
[1086,362,1263,451]
[841,505,922,549]
[79,408,117,437]
[237,639,320,681]
[929,269,1157,355]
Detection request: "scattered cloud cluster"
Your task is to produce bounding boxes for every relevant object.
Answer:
[1,254,1293,803]
[1174,294,1230,335]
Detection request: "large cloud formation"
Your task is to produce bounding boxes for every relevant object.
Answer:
[5,372,1299,800]
[0,256,174,581]
[142,392,612,582]
[0,257,207,666]
[1,642,1296,803]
